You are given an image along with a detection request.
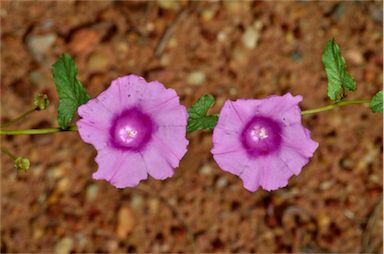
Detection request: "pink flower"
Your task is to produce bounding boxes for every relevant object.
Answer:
[211,93,318,192]
[77,75,188,188]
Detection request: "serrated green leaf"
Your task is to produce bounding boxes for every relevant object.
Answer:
[187,95,218,132]
[52,54,90,129]
[322,40,356,100]
[369,91,383,113]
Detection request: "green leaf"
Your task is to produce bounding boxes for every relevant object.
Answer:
[187,94,218,132]
[369,91,383,113]
[322,39,356,100]
[52,54,90,129]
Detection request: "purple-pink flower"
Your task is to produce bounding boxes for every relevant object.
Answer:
[211,93,318,192]
[77,75,188,188]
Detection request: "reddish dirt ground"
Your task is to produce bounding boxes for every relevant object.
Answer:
[1,1,383,253]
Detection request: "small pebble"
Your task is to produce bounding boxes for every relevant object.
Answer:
[106,240,119,252]
[29,70,51,88]
[54,237,74,254]
[69,28,99,54]
[85,183,99,202]
[47,162,69,180]
[201,9,216,23]
[87,51,109,71]
[187,70,206,86]
[317,214,331,228]
[223,1,250,14]
[344,210,355,219]
[157,0,180,10]
[217,30,228,43]
[231,46,247,64]
[33,227,44,240]
[149,198,159,213]
[200,164,213,175]
[116,207,135,240]
[75,233,88,249]
[160,54,171,66]
[242,27,259,49]
[216,177,228,188]
[130,194,143,209]
[56,177,70,193]
[346,49,364,65]
[27,33,56,62]
[320,180,333,190]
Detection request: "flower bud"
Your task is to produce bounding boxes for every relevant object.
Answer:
[14,157,30,172]
[34,94,49,111]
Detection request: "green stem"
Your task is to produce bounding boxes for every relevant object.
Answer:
[301,99,370,116]
[1,146,16,160]
[0,108,37,128]
[0,126,77,135]
[0,99,371,135]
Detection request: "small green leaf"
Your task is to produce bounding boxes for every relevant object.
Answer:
[52,54,90,129]
[369,91,383,113]
[187,95,218,132]
[322,39,356,100]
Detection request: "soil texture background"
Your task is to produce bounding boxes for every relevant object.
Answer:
[1,1,383,253]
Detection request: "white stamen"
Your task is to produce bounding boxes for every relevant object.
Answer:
[127,129,137,138]
[250,126,268,141]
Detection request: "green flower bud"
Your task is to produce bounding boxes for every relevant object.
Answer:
[34,94,49,111]
[14,157,30,172]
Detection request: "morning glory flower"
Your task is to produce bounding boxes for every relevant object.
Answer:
[211,93,318,192]
[77,75,188,188]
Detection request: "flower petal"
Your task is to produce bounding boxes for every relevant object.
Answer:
[92,148,148,188]
[259,156,292,191]
[93,148,122,181]
[239,159,263,192]
[227,99,264,122]
[259,93,303,125]
[281,124,319,157]
[77,98,114,129]
[152,127,188,162]
[108,152,148,188]
[151,99,188,127]
[114,75,148,109]
[211,126,243,154]
[215,100,248,132]
[77,119,109,150]
[212,150,251,176]
[142,141,175,180]
[278,145,311,175]
[96,79,124,114]
[116,76,178,113]
[142,81,178,112]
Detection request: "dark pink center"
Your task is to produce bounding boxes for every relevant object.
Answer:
[109,107,155,151]
[241,115,282,157]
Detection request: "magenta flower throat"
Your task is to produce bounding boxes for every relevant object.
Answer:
[241,115,283,157]
[109,107,154,151]
[211,93,319,192]
[77,75,189,188]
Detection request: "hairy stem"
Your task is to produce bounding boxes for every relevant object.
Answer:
[301,99,370,116]
[0,126,78,135]
[0,99,371,135]
[0,108,37,128]
[1,146,16,160]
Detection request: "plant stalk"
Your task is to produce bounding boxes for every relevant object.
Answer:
[301,99,370,116]
[0,126,78,135]
[0,108,37,128]
[1,146,16,160]
[0,99,371,135]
